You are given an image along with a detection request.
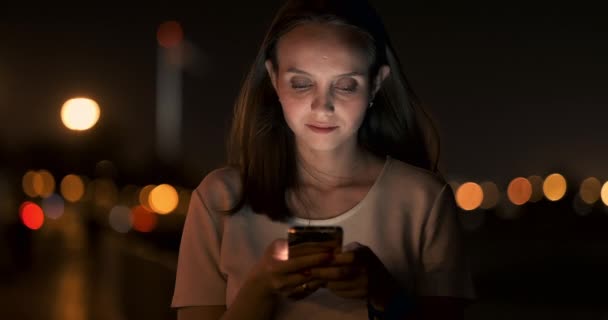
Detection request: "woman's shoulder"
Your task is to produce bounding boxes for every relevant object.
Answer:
[195,166,243,212]
[385,156,447,195]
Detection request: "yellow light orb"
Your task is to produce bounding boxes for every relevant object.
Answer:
[507,177,532,205]
[455,182,483,211]
[579,177,601,205]
[139,185,156,211]
[149,184,179,215]
[60,97,100,131]
[600,182,608,206]
[60,174,85,202]
[543,173,567,201]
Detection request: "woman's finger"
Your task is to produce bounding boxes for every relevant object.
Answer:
[288,242,337,258]
[281,252,334,273]
[285,279,327,300]
[311,265,360,280]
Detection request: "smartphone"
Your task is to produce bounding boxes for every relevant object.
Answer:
[287,226,343,259]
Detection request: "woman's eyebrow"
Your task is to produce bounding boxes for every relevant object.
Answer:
[286,67,365,78]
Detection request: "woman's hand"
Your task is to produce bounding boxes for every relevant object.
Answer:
[310,242,401,308]
[248,239,334,301]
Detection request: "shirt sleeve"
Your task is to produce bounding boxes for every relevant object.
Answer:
[171,186,227,308]
[415,183,476,300]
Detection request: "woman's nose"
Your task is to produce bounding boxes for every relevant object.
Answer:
[311,90,334,113]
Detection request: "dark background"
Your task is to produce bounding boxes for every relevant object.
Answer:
[1,2,607,319]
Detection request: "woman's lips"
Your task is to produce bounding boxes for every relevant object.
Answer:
[306,124,338,133]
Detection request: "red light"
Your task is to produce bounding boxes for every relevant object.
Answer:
[131,205,157,232]
[157,21,184,48]
[19,201,44,230]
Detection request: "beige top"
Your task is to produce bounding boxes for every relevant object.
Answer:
[171,156,475,319]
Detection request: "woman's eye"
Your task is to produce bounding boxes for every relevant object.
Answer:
[290,79,312,90]
[291,84,311,89]
[335,79,358,92]
[336,85,356,92]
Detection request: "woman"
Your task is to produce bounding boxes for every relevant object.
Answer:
[172,0,475,318]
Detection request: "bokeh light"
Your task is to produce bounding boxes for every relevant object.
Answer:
[149,184,179,215]
[20,201,44,230]
[60,97,100,131]
[157,21,184,48]
[42,193,65,219]
[22,170,39,197]
[22,170,55,198]
[507,177,532,205]
[601,182,608,206]
[455,182,483,211]
[579,177,601,205]
[528,175,544,203]
[61,174,85,202]
[543,173,567,201]
[37,170,55,198]
[479,181,499,209]
[131,205,157,232]
[139,185,156,211]
[109,205,132,233]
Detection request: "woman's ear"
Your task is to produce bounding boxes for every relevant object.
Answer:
[265,60,278,92]
[371,65,391,98]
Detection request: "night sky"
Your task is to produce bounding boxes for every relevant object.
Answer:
[2,3,607,187]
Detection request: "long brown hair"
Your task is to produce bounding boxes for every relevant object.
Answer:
[225,0,439,221]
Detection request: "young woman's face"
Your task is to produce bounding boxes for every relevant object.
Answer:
[266,23,379,153]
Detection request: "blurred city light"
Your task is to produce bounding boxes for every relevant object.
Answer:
[42,193,65,219]
[149,184,179,215]
[60,174,85,202]
[22,170,40,197]
[131,205,158,232]
[507,177,532,205]
[109,205,132,233]
[543,173,567,201]
[601,181,608,206]
[157,21,184,48]
[60,97,100,131]
[479,181,499,209]
[455,182,483,211]
[527,175,544,203]
[23,170,55,198]
[579,177,601,205]
[139,185,156,211]
[37,170,55,198]
[20,201,44,230]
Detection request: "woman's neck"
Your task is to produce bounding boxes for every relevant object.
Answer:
[295,143,373,190]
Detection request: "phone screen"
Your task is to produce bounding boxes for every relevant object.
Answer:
[287,226,343,259]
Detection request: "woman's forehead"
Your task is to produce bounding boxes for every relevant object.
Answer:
[275,23,370,73]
